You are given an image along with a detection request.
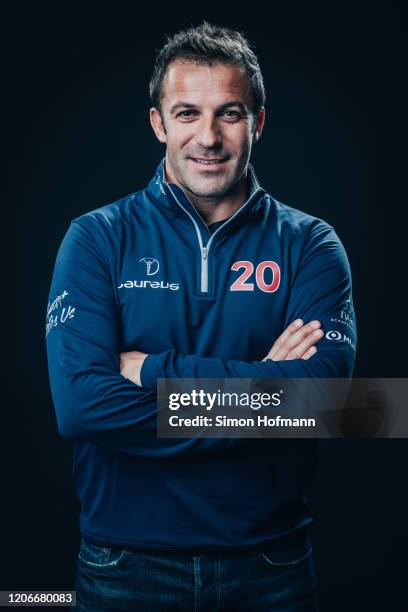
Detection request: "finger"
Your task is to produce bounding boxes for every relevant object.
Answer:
[285,328,324,359]
[274,319,304,347]
[270,320,321,361]
[301,346,317,360]
[267,319,304,359]
[285,328,324,360]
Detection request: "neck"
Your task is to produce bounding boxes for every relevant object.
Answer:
[166,169,250,225]
[187,176,249,225]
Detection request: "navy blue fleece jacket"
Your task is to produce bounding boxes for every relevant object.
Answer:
[45,159,356,549]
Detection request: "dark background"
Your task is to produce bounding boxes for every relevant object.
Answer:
[11,2,406,611]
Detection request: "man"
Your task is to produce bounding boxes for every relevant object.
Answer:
[46,22,356,611]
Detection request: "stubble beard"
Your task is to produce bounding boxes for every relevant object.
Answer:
[177,157,248,203]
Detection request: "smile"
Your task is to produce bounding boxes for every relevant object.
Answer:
[191,158,227,166]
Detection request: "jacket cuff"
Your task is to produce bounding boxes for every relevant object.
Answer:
[140,353,165,390]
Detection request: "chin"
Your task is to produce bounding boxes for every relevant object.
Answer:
[188,175,232,194]
[188,183,230,199]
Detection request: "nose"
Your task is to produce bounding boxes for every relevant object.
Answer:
[196,116,222,150]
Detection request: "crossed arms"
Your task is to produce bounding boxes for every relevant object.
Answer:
[46,215,356,458]
[120,319,325,386]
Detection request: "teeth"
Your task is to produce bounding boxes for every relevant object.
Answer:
[194,159,222,164]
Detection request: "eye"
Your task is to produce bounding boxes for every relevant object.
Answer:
[176,110,198,120]
[222,110,242,121]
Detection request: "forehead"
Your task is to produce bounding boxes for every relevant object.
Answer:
[161,60,252,107]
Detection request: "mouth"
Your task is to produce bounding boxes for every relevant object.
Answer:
[189,157,228,167]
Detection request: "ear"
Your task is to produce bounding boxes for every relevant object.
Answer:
[150,107,167,143]
[252,107,266,143]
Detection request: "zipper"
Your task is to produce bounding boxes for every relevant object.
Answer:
[166,185,207,291]
[166,183,261,293]
[201,247,208,293]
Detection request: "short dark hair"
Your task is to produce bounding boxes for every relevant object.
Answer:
[149,21,266,116]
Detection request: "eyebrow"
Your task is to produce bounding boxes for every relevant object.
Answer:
[169,101,249,115]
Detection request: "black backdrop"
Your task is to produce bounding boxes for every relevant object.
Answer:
[12,2,406,611]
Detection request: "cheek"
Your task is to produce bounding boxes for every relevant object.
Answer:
[166,125,195,149]
[166,141,189,166]
[225,124,253,149]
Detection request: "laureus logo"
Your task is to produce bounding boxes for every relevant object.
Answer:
[118,257,179,291]
[139,257,159,276]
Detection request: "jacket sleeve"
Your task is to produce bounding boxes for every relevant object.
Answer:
[140,222,357,388]
[45,217,238,458]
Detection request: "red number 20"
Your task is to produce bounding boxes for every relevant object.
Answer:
[230,260,281,293]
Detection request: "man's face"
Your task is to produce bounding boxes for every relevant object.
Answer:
[150,60,265,200]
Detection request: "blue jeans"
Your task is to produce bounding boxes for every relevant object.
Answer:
[74,528,319,611]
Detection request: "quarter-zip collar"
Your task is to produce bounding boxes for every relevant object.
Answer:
[147,157,265,236]
[147,158,266,293]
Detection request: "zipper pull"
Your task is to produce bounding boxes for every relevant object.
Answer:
[201,247,208,259]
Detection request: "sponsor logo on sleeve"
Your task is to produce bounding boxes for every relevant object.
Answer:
[330,307,356,332]
[45,290,76,337]
[325,329,356,351]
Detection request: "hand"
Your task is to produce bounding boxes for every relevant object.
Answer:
[120,350,148,386]
[263,319,324,361]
